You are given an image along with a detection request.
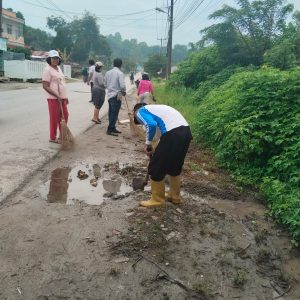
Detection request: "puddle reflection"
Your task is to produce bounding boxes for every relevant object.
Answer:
[40,163,132,205]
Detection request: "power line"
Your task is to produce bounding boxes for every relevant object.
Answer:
[20,0,157,19]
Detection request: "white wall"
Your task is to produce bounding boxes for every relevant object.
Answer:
[4,60,72,81]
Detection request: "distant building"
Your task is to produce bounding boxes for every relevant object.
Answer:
[31,50,48,61]
[1,8,25,48]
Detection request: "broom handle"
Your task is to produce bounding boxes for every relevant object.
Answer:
[57,79,65,121]
[124,95,130,113]
[59,101,65,121]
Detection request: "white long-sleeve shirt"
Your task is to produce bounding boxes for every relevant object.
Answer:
[136,104,189,145]
[104,67,126,99]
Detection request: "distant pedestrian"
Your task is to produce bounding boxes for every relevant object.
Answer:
[104,58,126,136]
[130,72,134,85]
[91,61,106,124]
[82,66,88,83]
[137,73,155,103]
[87,59,95,103]
[42,50,69,144]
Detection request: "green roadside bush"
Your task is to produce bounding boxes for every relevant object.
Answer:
[192,65,259,103]
[194,67,300,244]
[167,46,224,89]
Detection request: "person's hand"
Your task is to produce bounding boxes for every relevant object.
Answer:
[152,96,157,102]
[144,144,153,157]
[121,91,126,96]
[87,81,90,86]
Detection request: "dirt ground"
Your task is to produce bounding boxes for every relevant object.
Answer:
[0,92,300,300]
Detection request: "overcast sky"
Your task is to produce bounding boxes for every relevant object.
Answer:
[3,0,300,47]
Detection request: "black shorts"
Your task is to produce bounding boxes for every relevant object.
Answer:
[92,87,105,109]
[148,126,192,181]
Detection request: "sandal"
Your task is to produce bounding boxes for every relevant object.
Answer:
[49,139,61,144]
[91,119,101,124]
[97,118,102,123]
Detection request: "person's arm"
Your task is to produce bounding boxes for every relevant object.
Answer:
[87,67,93,85]
[42,81,62,102]
[137,109,157,145]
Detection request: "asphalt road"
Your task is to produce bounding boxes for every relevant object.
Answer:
[0,77,132,202]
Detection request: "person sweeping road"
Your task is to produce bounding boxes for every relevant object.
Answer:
[42,50,69,144]
[133,103,193,208]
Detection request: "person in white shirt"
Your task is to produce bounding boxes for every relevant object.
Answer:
[87,59,95,103]
[133,103,193,208]
[104,58,126,136]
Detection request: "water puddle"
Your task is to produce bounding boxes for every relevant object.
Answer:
[39,163,132,205]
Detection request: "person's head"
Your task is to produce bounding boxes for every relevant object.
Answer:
[46,50,61,66]
[133,103,147,124]
[95,61,104,72]
[113,58,122,68]
[142,73,149,80]
[89,59,95,66]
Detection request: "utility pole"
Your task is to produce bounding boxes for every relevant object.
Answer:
[157,38,166,55]
[166,0,174,79]
[0,0,2,37]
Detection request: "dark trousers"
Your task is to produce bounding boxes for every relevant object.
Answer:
[149,126,192,181]
[107,96,121,132]
[90,82,94,102]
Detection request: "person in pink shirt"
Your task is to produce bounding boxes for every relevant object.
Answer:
[137,73,156,103]
[42,50,69,144]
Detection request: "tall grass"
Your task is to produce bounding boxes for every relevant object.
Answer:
[154,81,198,129]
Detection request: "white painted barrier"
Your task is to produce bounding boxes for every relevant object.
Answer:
[4,60,72,81]
[62,64,71,78]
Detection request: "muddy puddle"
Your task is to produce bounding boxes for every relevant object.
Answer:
[39,162,132,205]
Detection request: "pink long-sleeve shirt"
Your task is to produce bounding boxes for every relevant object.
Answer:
[137,79,154,96]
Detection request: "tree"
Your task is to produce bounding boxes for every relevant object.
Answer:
[47,16,73,54]
[24,25,53,50]
[264,39,297,69]
[201,0,294,66]
[143,54,167,78]
[47,12,111,64]
[172,44,188,64]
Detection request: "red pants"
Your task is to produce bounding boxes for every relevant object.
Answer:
[47,99,69,140]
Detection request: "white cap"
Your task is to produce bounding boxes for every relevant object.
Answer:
[95,61,104,67]
[48,50,61,58]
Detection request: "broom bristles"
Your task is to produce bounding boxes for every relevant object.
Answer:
[60,120,74,149]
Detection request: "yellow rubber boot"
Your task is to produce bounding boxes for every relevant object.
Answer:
[166,175,181,204]
[140,180,165,208]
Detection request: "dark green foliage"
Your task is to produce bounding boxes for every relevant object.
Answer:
[194,68,300,243]
[8,46,31,59]
[192,66,241,103]
[168,46,224,89]
[201,0,294,66]
[24,26,53,51]
[264,39,297,69]
[143,54,167,78]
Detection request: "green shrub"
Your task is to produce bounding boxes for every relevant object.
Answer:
[194,67,300,243]
[167,46,224,89]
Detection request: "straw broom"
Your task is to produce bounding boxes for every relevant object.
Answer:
[59,101,74,149]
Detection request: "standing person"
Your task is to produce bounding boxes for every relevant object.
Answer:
[87,59,95,103]
[133,103,193,208]
[81,66,88,83]
[130,72,134,85]
[91,61,106,124]
[137,73,155,103]
[42,50,69,144]
[104,58,126,136]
